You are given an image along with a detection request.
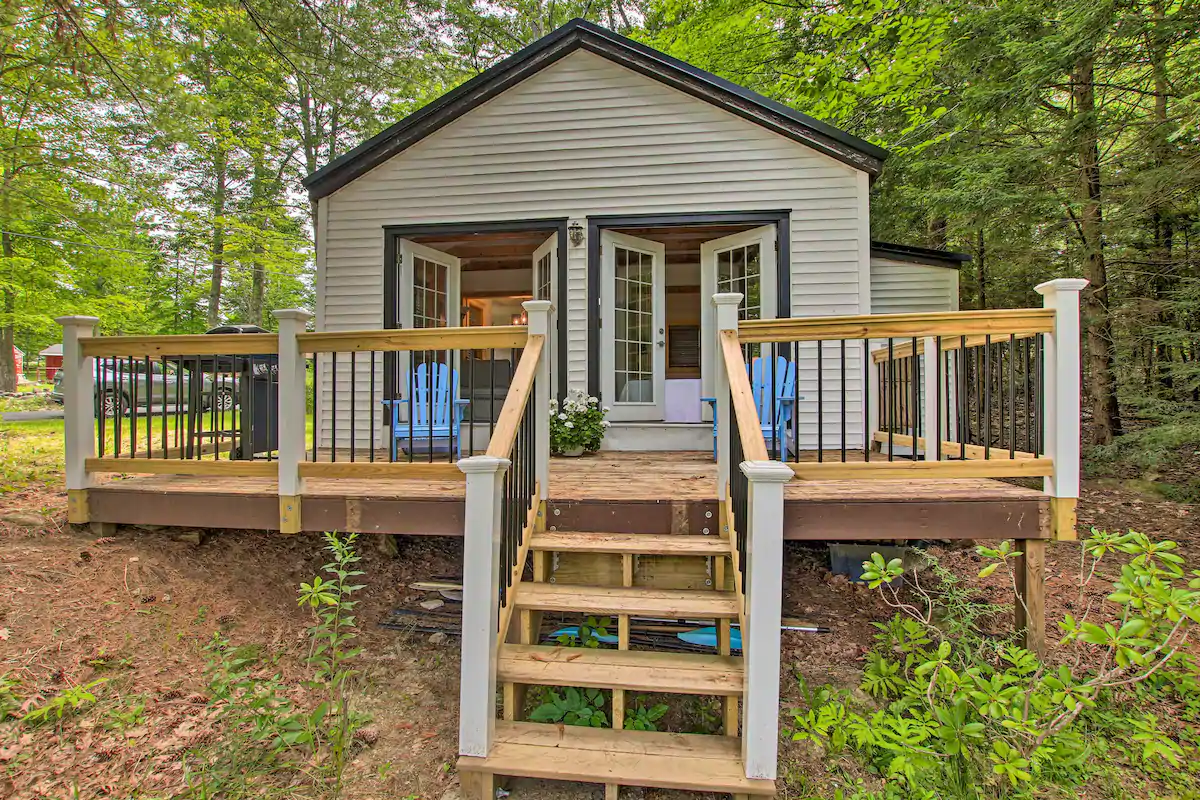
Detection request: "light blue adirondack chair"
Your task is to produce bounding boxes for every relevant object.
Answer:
[381,362,470,460]
[702,355,798,459]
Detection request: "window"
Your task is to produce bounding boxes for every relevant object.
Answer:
[668,325,700,378]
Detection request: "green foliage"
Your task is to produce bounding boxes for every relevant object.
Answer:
[21,680,107,727]
[555,616,613,648]
[549,391,609,454]
[624,698,669,731]
[185,532,367,798]
[0,673,21,721]
[529,687,609,727]
[792,530,1200,798]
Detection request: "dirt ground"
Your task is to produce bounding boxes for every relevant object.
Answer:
[0,476,1194,800]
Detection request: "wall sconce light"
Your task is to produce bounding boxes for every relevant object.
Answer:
[568,221,585,247]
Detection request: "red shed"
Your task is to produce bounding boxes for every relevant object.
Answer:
[39,344,63,380]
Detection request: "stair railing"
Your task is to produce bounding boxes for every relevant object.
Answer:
[713,293,791,782]
[458,300,551,759]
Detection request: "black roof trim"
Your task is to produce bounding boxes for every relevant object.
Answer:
[871,241,972,269]
[304,19,889,200]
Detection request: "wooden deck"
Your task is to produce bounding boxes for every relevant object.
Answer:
[86,451,1049,540]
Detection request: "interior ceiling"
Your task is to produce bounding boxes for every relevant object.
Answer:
[410,223,759,273]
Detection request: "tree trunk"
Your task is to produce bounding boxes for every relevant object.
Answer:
[207,142,228,329]
[248,141,268,326]
[0,231,16,393]
[1149,0,1175,393]
[975,227,987,309]
[1072,54,1122,445]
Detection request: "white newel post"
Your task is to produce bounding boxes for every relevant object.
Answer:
[1034,278,1088,540]
[457,454,510,757]
[57,315,100,524]
[922,337,940,461]
[713,292,743,501]
[740,460,791,780]
[523,300,552,500]
[273,309,313,534]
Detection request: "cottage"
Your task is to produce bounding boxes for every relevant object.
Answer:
[57,19,1084,799]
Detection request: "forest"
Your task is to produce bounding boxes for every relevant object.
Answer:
[2,0,1199,451]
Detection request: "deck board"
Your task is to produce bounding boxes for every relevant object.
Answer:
[86,450,1048,540]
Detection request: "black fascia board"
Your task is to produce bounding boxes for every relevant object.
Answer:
[870,240,972,269]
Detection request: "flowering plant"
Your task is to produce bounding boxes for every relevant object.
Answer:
[549,390,609,454]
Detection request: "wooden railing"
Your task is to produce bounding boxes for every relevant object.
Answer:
[57,307,550,534]
[457,301,551,760]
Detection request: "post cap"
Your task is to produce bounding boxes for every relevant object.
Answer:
[1034,278,1089,296]
[272,308,314,322]
[713,292,745,307]
[739,460,795,483]
[457,455,512,475]
[55,315,100,327]
[522,300,553,314]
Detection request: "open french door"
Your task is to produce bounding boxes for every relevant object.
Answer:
[699,225,778,409]
[531,234,556,389]
[395,239,462,400]
[601,230,666,421]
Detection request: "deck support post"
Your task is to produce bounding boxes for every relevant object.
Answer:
[1034,279,1087,542]
[272,309,313,534]
[57,315,100,523]
[1015,539,1046,656]
[522,300,552,501]
[739,459,791,781]
[921,337,940,461]
[458,454,510,758]
[713,293,743,501]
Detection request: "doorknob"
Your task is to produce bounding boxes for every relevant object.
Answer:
[657,340,665,347]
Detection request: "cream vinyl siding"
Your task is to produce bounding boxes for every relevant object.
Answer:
[318,49,868,448]
[870,257,960,314]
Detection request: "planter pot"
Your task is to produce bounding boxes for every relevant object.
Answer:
[559,446,585,457]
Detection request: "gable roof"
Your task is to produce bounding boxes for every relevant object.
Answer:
[871,241,972,269]
[304,18,889,200]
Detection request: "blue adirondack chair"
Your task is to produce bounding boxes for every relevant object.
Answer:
[381,361,470,460]
[702,355,798,459]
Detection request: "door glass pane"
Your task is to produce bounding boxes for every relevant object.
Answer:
[614,246,654,404]
[536,252,552,300]
[413,256,449,329]
[716,243,762,321]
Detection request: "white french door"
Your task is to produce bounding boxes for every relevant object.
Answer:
[531,233,557,388]
[397,239,461,398]
[699,225,778,408]
[601,231,666,421]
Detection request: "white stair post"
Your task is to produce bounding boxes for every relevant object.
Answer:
[713,292,743,501]
[523,299,553,500]
[922,337,940,461]
[457,454,510,757]
[1034,278,1088,540]
[739,460,792,780]
[57,315,100,524]
[272,309,313,533]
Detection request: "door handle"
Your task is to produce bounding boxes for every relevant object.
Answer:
[657,340,665,347]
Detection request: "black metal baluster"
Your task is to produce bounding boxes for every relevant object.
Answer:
[160,357,167,459]
[934,337,941,460]
[863,340,870,462]
[370,351,377,463]
[887,339,894,461]
[910,338,919,457]
[984,335,992,458]
[448,349,456,463]
[130,356,139,457]
[312,353,319,463]
[407,352,415,463]
[1009,334,1016,458]
[331,353,338,462]
[840,339,846,463]
[350,351,357,463]
[427,350,434,464]
[466,349,475,457]
[816,340,823,462]
[97,359,107,458]
[959,337,967,460]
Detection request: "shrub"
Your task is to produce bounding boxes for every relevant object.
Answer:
[790,530,1200,798]
[549,390,609,454]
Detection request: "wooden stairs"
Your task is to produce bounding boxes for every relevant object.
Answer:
[458,528,775,799]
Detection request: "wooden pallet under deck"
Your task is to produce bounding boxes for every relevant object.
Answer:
[84,451,1050,540]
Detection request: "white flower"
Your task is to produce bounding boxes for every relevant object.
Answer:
[558,413,567,420]
[601,420,610,428]
[602,406,610,413]
[564,421,574,428]
[587,396,598,405]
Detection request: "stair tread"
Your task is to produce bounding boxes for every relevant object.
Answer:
[532,532,729,555]
[459,721,775,794]
[498,644,743,696]
[515,583,739,619]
